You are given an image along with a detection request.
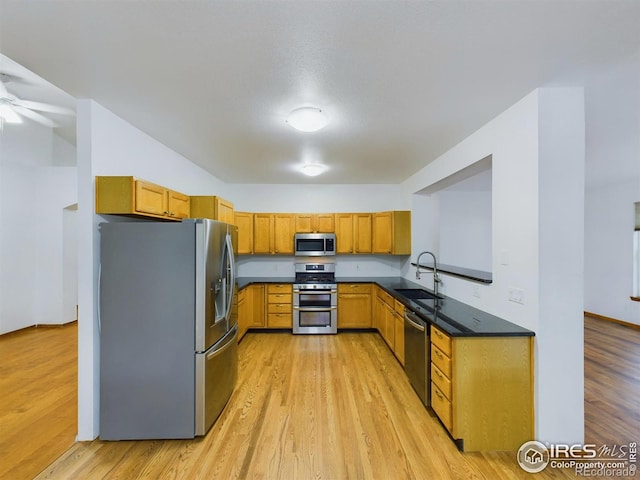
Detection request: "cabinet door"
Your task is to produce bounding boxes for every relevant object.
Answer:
[294,214,314,233]
[253,214,273,254]
[237,289,249,341]
[315,214,335,233]
[167,190,190,219]
[234,212,254,255]
[273,214,295,254]
[394,310,405,365]
[373,291,384,333]
[383,303,395,349]
[335,214,354,254]
[372,212,393,254]
[353,213,372,254]
[135,180,167,216]
[216,198,235,224]
[189,196,216,219]
[337,284,372,328]
[249,285,266,327]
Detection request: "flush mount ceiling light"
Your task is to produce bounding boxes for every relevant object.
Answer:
[299,163,327,177]
[286,107,329,132]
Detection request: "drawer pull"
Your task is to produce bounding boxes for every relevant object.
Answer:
[435,389,444,401]
[435,349,443,359]
[435,330,443,339]
[435,369,444,380]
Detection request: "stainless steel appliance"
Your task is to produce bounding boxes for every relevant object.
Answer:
[293,263,337,334]
[404,309,430,406]
[294,233,336,256]
[99,218,238,440]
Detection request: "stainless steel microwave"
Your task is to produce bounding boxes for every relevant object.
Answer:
[294,233,336,256]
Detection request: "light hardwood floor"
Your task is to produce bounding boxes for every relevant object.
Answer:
[2,316,638,479]
[0,323,77,480]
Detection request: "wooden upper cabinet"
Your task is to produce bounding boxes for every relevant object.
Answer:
[96,176,190,221]
[216,198,235,224]
[372,211,411,255]
[190,196,234,224]
[234,211,254,255]
[273,214,295,254]
[294,214,335,233]
[135,180,168,216]
[294,214,314,233]
[335,213,371,254]
[353,213,372,254]
[335,214,354,254]
[315,214,335,233]
[253,214,274,254]
[167,190,190,219]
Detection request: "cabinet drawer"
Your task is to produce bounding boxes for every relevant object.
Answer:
[267,284,292,294]
[431,326,452,356]
[338,283,372,294]
[431,382,453,432]
[431,344,452,378]
[267,313,292,328]
[268,302,291,314]
[431,362,452,400]
[267,293,292,304]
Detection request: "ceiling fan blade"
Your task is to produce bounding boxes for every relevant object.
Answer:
[15,99,75,116]
[12,105,59,128]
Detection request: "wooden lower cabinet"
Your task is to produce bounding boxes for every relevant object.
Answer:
[393,300,405,365]
[237,288,249,342]
[239,284,292,330]
[374,286,404,363]
[430,325,533,451]
[249,284,266,328]
[266,284,292,328]
[337,284,372,328]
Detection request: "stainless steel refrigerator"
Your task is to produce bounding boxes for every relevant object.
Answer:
[99,218,238,440]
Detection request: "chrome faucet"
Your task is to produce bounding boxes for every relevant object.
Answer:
[416,251,441,298]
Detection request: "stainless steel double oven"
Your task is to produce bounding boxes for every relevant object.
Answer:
[293,263,337,334]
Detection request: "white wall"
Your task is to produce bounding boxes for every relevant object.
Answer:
[76,100,231,440]
[402,88,585,445]
[437,169,492,272]
[227,183,409,212]
[584,50,640,326]
[0,120,77,334]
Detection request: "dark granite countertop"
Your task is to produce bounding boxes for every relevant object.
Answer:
[237,276,534,338]
[237,277,295,289]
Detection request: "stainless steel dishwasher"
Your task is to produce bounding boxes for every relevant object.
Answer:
[404,309,430,406]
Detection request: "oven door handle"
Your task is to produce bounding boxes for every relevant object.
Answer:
[293,290,337,294]
[293,306,337,311]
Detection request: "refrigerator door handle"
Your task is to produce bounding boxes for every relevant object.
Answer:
[97,263,102,334]
[224,233,236,321]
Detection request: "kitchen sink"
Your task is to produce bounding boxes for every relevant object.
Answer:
[394,288,439,300]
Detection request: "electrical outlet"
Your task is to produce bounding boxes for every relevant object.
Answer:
[500,250,510,266]
[473,286,480,298]
[508,287,524,304]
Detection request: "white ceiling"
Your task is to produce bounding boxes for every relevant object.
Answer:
[1,1,639,184]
